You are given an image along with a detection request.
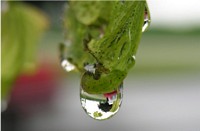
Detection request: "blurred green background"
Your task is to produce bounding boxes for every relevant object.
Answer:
[1,1,200,131]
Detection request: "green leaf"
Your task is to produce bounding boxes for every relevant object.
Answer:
[64,1,147,94]
[88,1,145,71]
[63,1,112,71]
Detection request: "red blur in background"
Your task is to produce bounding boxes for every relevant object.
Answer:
[8,63,60,114]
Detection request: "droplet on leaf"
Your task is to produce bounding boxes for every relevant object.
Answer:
[142,4,151,32]
[61,59,75,72]
[84,64,96,74]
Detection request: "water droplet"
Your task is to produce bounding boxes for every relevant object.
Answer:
[59,43,75,72]
[84,64,96,74]
[142,4,151,32]
[132,55,136,60]
[80,83,123,120]
[117,57,120,60]
[61,59,75,72]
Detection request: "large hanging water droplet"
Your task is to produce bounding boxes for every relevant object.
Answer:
[142,4,151,32]
[61,59,75,72]
[80,83,123,120]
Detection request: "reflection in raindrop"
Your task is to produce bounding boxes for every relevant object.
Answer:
[80,83,123,120]
[142,4,151,32]
[61,59,75,72]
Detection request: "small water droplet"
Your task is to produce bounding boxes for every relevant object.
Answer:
[80,83,123,120]
[117,57,120,60]
[142,4,151,32]
[132,55,136,60]
[84,64,96,74]
[61,59,75,72]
